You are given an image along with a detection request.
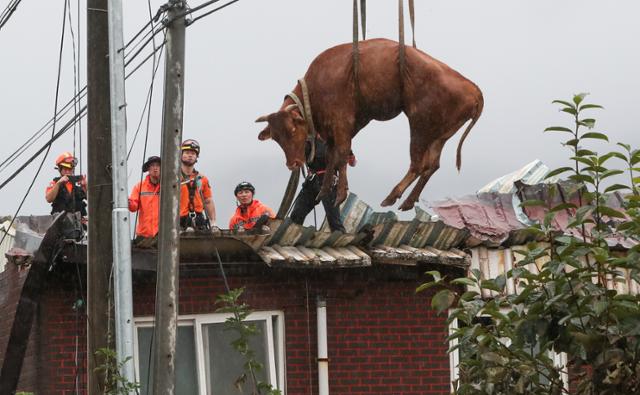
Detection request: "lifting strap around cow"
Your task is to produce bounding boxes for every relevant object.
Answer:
[352,0,417,106]
[285,78,318,164]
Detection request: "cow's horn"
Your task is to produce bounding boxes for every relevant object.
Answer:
[285,104,299,112]
[255,115,269,123]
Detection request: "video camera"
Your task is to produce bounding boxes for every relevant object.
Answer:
[53,175,84,184]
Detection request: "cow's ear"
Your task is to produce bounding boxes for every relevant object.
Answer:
[258,127,272,141]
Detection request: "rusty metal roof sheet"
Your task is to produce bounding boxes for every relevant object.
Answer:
[429,193,535,247]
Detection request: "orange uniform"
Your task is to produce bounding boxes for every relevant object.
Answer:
[179,171,213,217]
[129,175,160,238]
[229,199,275,231]
[46,181,73,195]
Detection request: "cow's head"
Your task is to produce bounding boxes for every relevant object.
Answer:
[256,105,308,170]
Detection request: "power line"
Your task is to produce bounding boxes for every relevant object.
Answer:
[0,0,242,195]
[0,0,70,247]
[187,0,240,25]
[0,0,23,31]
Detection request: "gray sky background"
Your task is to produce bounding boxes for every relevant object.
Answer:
[1,0,639,227]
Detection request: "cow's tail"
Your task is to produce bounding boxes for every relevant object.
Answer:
[456,91,484,171]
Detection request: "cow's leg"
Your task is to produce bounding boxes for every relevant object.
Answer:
[398,138,446,211]
[318,137,351,205]
[380,117,431,207]
[334,161,349,206]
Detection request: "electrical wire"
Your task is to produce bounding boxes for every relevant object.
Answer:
[0,0,22,31]
[187,0,240,25]
[0,0,70,248]
[0,107,87,192]
[0,9,163,176]
[0,18,167,188]
[66,0,79,167]
[140,4,161,392]
[0,0,233,177]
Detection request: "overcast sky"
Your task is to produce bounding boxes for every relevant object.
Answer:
[1,0,639,227]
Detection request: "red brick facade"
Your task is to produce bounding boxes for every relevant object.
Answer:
[2,263,453,394]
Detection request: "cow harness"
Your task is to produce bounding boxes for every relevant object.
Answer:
[181,170,211,230]
[286,78,317,164]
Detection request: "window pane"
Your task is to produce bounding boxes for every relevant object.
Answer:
[137,326,199,395]
[203,320,270,395]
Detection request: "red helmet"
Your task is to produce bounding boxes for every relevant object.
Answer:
[55,152,77,169]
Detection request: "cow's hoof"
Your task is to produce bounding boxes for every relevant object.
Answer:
[398,199,415,211]
[380,196,397,207]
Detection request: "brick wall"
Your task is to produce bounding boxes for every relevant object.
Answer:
[0,261,40,393]
[11,264,452,395]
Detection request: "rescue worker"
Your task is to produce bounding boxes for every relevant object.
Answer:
[229,182,275,232]
[128,156,161,239]
[289,138,356,232]
[179,139,217,231]
[45,151,87,218]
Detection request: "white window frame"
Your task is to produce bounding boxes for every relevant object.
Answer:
[448,309,568,393]
[134,311,286,395]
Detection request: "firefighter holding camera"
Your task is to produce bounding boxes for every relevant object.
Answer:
[45,151,87,220]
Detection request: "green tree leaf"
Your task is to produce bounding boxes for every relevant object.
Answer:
[581,132,609,142]
[451,277,477,287]
[573,93,588,106]
[604,184,630,193]
[431,289,455,314]
[552,99,576,109]
[579,103,604,111]
[544,126,573,133]
[545,167,574,179]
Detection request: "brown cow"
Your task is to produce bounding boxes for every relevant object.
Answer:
[256,38,483,211]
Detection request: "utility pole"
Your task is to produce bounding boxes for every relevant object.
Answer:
[86,0,114,393]
[108,0,135,389]
[152,1,186,393]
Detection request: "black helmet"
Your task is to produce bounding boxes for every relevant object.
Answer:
[142,156,161,172]
[234,181,255,196]
[181,139,200,156]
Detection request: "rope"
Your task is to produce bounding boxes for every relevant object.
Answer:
[398,0,405,75]
[360,0,366,40]
[214,247,261,393]
[408,0,416,48]
[298,78,317,163]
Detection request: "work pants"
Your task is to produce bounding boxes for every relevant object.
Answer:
[290,174,345,232]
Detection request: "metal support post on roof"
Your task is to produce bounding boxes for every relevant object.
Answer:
[86,0,115,392]
[107,0,135,389]
[152,1,186,393]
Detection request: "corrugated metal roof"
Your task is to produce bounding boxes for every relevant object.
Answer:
[478,159,560,194]
[471,245,640,297]
[0,220,16,272]
[429,193,536,247]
